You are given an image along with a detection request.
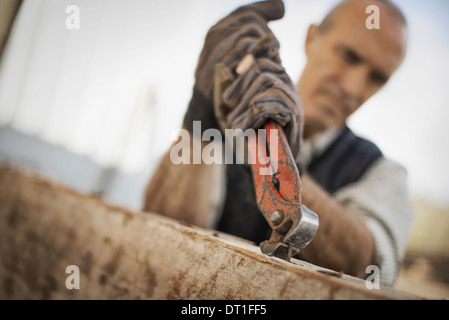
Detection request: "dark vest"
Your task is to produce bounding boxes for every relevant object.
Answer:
[216,126,383,245]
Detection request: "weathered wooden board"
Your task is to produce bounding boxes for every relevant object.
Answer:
[0,164,417,300]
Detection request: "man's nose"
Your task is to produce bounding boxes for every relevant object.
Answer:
[340,66,368,105]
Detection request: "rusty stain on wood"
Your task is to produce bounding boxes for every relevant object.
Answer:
[0,164,418,300]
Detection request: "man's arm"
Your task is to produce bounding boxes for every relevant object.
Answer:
[299,157,414,285]
[299,174,375,279]
[143,129,226,229]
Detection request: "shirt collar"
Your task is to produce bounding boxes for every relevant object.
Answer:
[300,126,345,167]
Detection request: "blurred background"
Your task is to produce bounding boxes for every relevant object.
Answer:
[0,0,448,298]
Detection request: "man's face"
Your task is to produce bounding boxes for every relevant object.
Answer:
[296,1,407,138]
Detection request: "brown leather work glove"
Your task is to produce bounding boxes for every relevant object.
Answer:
[183,1,302,155]
[213,35,303,160]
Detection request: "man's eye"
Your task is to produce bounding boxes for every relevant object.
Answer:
[341,49,361,64]
[370,72,388,87]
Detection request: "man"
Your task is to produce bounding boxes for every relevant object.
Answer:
[144,0,413,287]
[286,0,413,286]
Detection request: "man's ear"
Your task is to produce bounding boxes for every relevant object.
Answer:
[305,24,319,57]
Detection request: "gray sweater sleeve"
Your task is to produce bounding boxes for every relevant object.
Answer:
[333,157,415,286]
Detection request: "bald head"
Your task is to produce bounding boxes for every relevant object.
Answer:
[318,0,407,34]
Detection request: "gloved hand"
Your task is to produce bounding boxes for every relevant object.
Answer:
[183,0,303,160]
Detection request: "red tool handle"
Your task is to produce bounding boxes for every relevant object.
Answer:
[248,120,319,260]
[248,120,301,231]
